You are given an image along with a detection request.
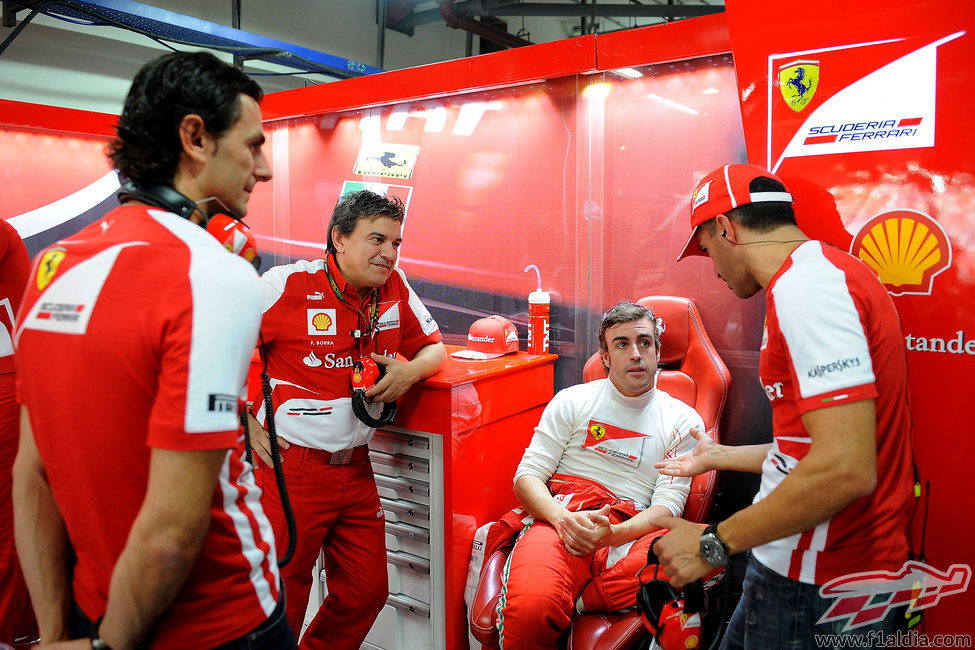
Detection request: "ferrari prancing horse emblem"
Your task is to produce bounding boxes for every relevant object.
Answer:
[778,59,819,112]
[37,247,67,291]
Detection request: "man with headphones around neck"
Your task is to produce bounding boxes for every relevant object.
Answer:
[654,163,912,648]
[13,52,295,649]
[246,189,445,649]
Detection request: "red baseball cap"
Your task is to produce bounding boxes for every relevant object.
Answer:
[677,163,793,261]
[450,315,519,360]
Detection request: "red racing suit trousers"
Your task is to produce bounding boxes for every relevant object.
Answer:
[496,475,668,650]
[0,373,37,644]
[258,444,387,650]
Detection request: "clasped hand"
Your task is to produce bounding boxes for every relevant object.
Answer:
[556,505,613,556]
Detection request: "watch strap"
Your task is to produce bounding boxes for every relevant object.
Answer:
[701,523,730,566]
[90,616,115,650]
[703,523,726,546]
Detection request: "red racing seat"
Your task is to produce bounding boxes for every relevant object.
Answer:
[468,296,731,650]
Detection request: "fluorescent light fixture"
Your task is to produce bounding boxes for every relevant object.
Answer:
[583,81,613,100]
[613,67,643,79]
[702,87,719,95]
[647,93,699,115]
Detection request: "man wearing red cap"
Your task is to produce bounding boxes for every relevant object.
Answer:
[247,189,445,649]
[495,301,703,649]
[655,164,912,647]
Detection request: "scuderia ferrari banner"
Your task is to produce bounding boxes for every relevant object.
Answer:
[725,0,975,637]
[767,32,961,172]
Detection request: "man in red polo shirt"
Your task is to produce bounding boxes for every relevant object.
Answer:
[14,51,293,649]
[249,189,445,649]
[0,218,36,646]
[655,164,912,648]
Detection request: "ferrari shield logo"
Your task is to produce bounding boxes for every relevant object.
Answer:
[353,143,420,180]
[590,424,606,442]
[36,248,66,291]
[778,60,819,112]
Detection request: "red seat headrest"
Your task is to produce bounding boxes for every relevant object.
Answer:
[582,296,730,440]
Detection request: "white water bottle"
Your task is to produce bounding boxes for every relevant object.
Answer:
[525,264,550,354]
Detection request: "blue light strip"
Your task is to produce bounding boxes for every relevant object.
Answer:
[36,0,384,78]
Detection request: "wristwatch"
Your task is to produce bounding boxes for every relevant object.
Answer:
[90,616,116,650]
[699,523,730,567]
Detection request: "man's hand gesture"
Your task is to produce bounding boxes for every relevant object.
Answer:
[654,428,716,477]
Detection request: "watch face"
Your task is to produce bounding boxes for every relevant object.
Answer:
[700,533,729,567]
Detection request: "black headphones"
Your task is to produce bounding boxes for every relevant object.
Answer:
[118,180,208,222]
[636,537,705,637]
[350,358,397,428]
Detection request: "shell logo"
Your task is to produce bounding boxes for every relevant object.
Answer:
[850,209,951,297]
[312,312,333,332]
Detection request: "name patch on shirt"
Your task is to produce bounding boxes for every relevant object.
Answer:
[582,419,643,468]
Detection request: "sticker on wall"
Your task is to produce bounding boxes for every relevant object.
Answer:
[849,209,952,296]
[767,31,965,172]
[352,143,420,179]
[339,181,413,215]
[778,59,819,112]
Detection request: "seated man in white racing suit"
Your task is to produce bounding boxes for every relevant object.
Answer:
[493,301,704,650]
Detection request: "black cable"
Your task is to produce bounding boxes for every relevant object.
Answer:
[903,479,931,632]
[706,563,733,650]
[252,337,296,569]
[240,408,253,467]
[260,368,296,568]
[918,480,930,562]
[0,1,49,58]
[898,319,923,564]
[634,630,652,650]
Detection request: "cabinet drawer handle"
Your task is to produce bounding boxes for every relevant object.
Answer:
[386,594,431,618]
[388,552,430,574]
